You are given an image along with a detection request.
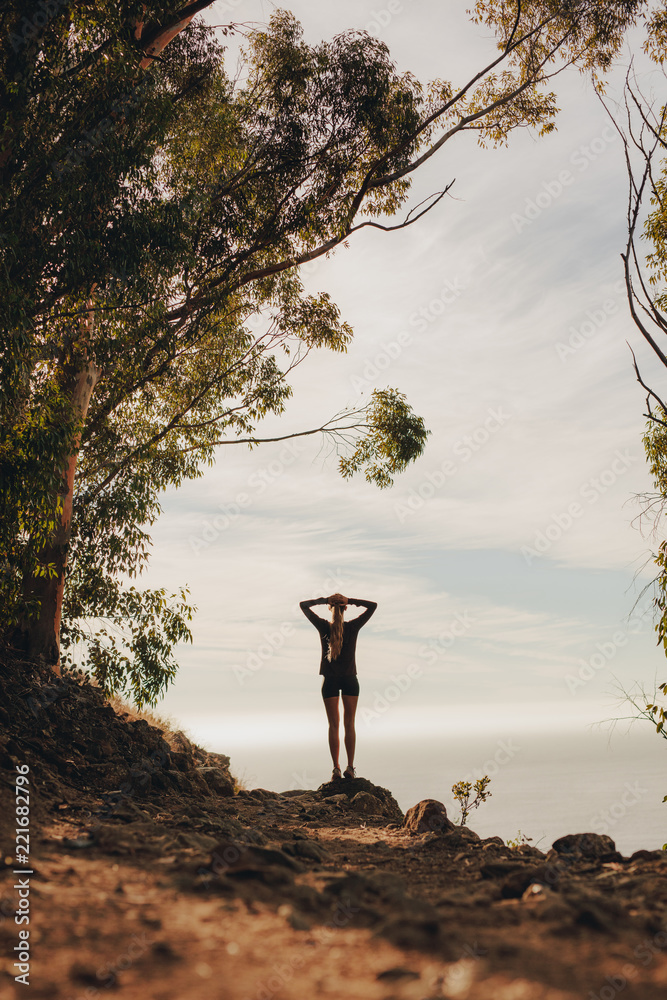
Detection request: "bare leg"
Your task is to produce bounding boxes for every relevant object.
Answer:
[323,696,340,768]
[342,694,358,769]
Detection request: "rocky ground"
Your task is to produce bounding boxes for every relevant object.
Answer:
[2,655,667,999]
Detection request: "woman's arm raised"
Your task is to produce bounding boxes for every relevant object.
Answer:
[299,598,328,625]
[347,598,377,626]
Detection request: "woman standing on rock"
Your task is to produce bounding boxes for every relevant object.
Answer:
[299,592,377,782]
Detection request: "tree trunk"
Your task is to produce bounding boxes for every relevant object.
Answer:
[17,6,213,669]
[21,358,101,670]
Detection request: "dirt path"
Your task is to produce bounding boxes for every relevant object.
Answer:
[2,789,667,1000]
[2,660,667,999]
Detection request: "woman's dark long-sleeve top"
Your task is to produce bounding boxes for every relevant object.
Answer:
[299,598,377,677]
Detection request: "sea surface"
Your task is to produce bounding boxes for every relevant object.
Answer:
[189,722,667,856]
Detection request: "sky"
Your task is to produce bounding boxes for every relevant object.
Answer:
[125,1,667,776]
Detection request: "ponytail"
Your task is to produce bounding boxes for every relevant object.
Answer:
[327,603,345,662]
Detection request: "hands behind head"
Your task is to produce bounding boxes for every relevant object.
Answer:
[327,592,348,609]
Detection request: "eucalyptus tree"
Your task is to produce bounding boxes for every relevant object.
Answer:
[0,1,646,704]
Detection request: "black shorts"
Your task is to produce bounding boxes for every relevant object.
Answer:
[321,675,360,699]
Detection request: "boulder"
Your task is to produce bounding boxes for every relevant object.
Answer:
[317,777,403,820]
[402,799,454,836]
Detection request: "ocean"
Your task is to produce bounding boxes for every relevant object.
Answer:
[188,721,666,856]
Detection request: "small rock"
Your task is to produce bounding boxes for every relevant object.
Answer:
[480,861,532,880]
[207,840,303,874]
[0,750,19,770]
[226,866,294,886]
[170,731,195,755]
[351,791,384,815]
[69,963,100,985]
[169,751,191,773]
[288,911,311,931]
[501,865,560,898]
[176,831,219,852]
[564,889,616,932]
[629,849,665,863]
[426,827,480,851]
[206,751,232,771]
[521,883,552,903]
[196,767,235,796]
[283,839,328,862]
[62,836,96,850]
[151,941,180,961]
[375,916,447,954]
[515,844,546,859]
[551,833,616,860]
[403,799,455,835]
[376,967,420,982]
[249,788,281,800]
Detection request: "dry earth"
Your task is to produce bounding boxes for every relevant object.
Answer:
[2,655,667,1000]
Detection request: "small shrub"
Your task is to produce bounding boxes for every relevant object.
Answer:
[451,775,491,826]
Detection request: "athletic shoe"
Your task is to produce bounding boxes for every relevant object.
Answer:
[331,766,342,780]
[343,765,356,779]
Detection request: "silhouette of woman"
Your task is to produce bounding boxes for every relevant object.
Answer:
[299,592,377,781]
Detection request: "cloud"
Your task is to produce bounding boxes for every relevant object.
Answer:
[138,2,667,739]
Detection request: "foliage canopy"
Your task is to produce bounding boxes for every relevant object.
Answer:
[0,1,648,702]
